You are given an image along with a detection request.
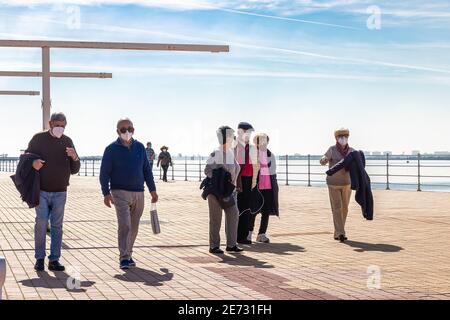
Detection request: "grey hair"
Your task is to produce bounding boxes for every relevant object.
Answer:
[50,112,67,123]
[116,118,133,129]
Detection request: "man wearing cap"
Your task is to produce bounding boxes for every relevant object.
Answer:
[234,122,257,244]
[320,128,355,242]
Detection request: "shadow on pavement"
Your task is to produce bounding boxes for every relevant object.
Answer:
[343,240,404,253]
[114,267,174,286]
[19,271,95,293]
[241,242,306,255]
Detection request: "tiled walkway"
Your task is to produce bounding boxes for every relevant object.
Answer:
[1,173,450,300]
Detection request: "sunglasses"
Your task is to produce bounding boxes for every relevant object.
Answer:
[119,127,134,134]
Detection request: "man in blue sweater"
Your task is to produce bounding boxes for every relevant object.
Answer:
[100,118,158,270]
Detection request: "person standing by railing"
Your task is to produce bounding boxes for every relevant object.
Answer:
[204,126,243,254]
[320,127,354,242]
[145,142,156,170]
[100,118,158,270]
[248,133,279,244]
[234,122,257,245]
[157,146,172,182]
[25,112,80,272]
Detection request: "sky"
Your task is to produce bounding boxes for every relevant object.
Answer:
[0,0,449,157]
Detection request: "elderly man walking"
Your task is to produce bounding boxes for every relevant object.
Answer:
[26,112,80,272]
[100,118,158,270]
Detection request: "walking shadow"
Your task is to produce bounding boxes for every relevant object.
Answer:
[241,242,305,256]
[343,240,403,253]
[114,267,173,287]
[19,271,95,293]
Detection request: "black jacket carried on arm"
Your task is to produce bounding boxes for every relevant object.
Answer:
[326,150,374,220]
[200,167,236,209]
[10,153,41,208]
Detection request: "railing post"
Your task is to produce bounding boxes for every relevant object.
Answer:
[92,159,95,177]
[386,153,390,190]
[307,154,311,187]
[285,154,289,186]
[199,157,202,182]
[171,162,174,181]
[184,156,188,181]
[0,256,6,300]
[417,153,422,192]
[84,160,87,177]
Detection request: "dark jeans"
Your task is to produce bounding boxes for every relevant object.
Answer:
[237,176,252,241]
[161,165,169,182]
[249,212,269,235]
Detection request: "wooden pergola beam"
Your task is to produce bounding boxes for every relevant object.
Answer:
[0,40,229,53]
[0,90,40,96]
[0,71,112,78]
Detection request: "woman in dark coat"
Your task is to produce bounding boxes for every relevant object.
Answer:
[157,146,172,182]
[248,133,279,243]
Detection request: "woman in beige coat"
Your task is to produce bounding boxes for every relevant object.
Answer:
[320,128,354,242]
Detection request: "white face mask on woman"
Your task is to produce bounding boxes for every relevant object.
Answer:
[338,137,348,146]
[51,126,65,139]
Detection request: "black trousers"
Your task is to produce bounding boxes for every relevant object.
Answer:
[249,212,269,235]
[237,176,252,241]
[161,165,169,182]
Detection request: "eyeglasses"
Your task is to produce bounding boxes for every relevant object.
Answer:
[119,127,134,134]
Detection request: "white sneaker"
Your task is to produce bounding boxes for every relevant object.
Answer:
[247,231,253,242]
[256,234,270,243]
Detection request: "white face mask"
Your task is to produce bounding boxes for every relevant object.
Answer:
[120,132,133,142]
[51,126,64,139]
[338,137,348,146]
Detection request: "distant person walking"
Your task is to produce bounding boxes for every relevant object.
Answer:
[235,122,257,245]
[203,126,243,254]
[320,128,355,242]
[145,142,156,169]
[25,112,80,272]
[248,133,279,244]
[100,118,158,270]
[157,146,172,182]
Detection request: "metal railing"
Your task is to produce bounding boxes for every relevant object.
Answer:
[2,154,450,192]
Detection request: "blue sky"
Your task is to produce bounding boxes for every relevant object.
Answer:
[0,0,449,157]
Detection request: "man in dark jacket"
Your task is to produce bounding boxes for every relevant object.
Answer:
[234,122,257,245]
[26,112,80,272]
[10,153,41,208]
[326,150,374,220]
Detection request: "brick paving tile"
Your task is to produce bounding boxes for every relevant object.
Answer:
[1,173,450,300]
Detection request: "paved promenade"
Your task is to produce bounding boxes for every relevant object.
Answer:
[1,173,450,300]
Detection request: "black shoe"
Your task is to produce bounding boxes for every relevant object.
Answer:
[48,260,65,271]
[120,259,130,270]
[338,235,347,243]
[34,259,45,271]
[128,258,136,267]
[209,247,224,254]
[226,246,244,253]
[237,239,252,245]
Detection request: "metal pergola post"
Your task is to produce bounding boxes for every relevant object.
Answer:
[42,47,51,130]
